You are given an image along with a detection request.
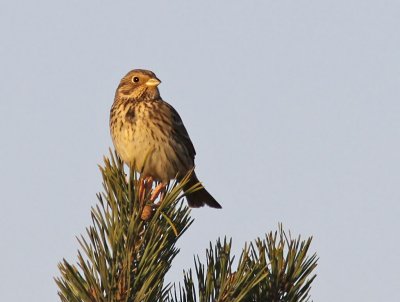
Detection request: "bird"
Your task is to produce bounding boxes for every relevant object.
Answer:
[110,69,222,209]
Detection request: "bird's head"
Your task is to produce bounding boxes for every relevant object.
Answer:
[116,69,161,101]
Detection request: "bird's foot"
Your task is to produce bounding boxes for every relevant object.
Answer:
[151,182,167,204]
[139,179,167,221]
[138,176,154,205]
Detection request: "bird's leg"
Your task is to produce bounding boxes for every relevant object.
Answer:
[141,182,166,221]
[139,176,154,205]
[150,182,167,203]
[144,176,153,189]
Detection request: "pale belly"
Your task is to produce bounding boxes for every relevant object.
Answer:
[112,119,193,182]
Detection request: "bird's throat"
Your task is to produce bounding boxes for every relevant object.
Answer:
[118,87,160,102]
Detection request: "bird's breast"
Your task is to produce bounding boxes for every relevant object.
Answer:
[110,100,192,181]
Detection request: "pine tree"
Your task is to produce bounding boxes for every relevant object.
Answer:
[55,153,318,302]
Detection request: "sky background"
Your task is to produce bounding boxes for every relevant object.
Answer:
[1,1,399,301]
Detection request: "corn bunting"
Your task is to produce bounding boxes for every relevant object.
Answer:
[110,69,221,208]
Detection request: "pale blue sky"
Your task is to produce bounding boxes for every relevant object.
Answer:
[1,1,399,301]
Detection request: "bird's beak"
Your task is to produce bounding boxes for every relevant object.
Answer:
[145,78,161,87]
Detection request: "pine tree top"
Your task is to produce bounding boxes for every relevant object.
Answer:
[55,152,318,302]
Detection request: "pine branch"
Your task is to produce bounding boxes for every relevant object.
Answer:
[55,151,318,302]
[170,226,318,302]
[55,152,195,302]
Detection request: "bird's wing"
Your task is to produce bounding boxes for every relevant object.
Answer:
[165,101,196,159]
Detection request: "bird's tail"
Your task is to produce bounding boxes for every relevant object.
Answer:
[183,173,222,209]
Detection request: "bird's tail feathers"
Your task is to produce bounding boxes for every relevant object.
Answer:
[183,173,222,209]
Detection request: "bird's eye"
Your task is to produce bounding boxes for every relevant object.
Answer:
[132,77,140,83]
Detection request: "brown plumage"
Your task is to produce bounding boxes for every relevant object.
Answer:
[110,69,221,209]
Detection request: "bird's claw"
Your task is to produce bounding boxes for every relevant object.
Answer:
[138,176,154,204]
[150,183,167,203]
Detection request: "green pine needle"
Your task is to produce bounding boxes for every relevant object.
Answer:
[55,152,318,302]
[55,151,193,302]
[170,225,318,302]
